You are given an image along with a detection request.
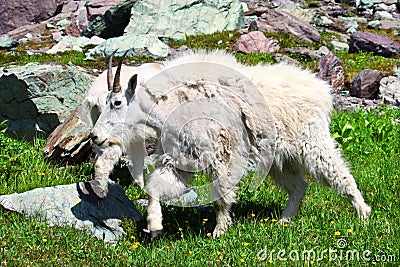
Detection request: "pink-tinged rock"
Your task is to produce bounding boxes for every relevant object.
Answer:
[234,31,280,54]
[0,0,64,35]
[52,32,62,41]
[255,9,320,42]
[350,69,391,99]
[349,31,400,57]
[86,0,122,21]
[318,48,344,94]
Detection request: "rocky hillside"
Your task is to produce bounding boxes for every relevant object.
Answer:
[0,0,399,142]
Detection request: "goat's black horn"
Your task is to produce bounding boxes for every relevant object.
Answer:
[113,50,129,93]
[107,49,118,91]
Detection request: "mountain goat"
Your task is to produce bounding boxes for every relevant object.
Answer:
[90,50,371,239]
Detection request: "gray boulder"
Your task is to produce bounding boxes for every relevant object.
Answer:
[0,63,93,140]
[349,31,400,57]
[0,182,142,243]
[0,0,64,35]
[350,69,391,99]
[254,8,320,42]
[85,33,169,59]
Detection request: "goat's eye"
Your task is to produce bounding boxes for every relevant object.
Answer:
[114,100,122,107]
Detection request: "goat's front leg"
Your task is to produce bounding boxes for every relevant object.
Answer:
[145,161,186,240]
[90,145,123,198]
[126,141,146,188]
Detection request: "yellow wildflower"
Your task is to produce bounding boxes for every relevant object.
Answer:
[334,231,341,236]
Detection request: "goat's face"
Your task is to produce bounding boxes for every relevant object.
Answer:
[91,51,138,150]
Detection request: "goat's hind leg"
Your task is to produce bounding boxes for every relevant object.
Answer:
[270,164,308,223]
[304,142,371,219]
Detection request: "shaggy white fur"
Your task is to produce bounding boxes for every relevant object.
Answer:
[91,50,371,238]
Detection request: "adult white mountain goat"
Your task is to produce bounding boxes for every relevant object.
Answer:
[90,50,371,239]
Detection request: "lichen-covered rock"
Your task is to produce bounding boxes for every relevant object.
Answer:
[0,36,19,50]
[85,33,169,59]
[0,63,93,140]
[124,0,244,41]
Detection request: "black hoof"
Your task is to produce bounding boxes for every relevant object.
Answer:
[143,229,163,242]
[88,179,108,199]
[151,230,163,241]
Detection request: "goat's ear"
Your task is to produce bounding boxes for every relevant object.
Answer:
[127,74,138,96]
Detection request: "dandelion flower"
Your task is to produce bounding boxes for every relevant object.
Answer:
[243,242,249,247]
[42,238,47,243]
[132,242,140,249]
[268,259,273,264]
[240,259,245,263]
[334,231,341,236]
[330,221,335,225]
[347,229,353,233]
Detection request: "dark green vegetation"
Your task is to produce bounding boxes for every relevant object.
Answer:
[1,27,400,266]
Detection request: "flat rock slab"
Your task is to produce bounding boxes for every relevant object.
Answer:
[0,182,142,243]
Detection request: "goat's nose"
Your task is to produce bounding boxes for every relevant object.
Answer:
[89,133,98,141]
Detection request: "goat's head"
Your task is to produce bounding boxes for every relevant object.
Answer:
[91,50,139,150]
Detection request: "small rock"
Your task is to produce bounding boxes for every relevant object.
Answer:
[379,18,400,30]
[233,31,280,54]
[326,41,349,52]
[52,32,62,41]
[168,45,192,57]
[0,36,19,50]
[374,11,393,20]
[379,76,400,106]
[356,0,374,10]
[368,20,381,28]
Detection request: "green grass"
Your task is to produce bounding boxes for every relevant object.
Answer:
[1,108,399,266]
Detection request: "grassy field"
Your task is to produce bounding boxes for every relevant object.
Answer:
[1,29,400,266]
[0,107,399,266]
